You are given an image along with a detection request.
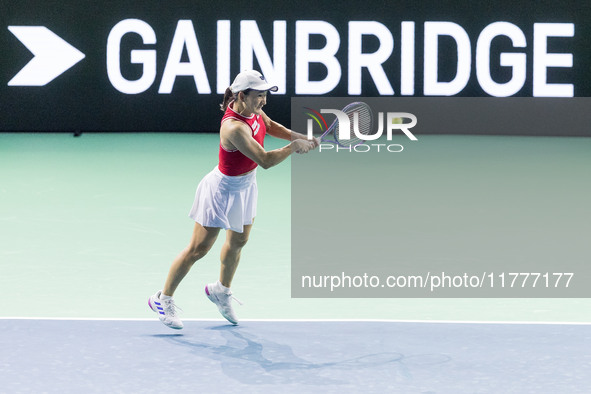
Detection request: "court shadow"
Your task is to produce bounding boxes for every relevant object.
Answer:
[206,324,240,331]
[154,324,421,386]
[150,333,184,338]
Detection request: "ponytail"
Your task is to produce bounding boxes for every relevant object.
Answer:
[220,87,254,112]
[220,87,234,112]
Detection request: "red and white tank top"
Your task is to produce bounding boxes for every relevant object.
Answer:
[219,102,266,176]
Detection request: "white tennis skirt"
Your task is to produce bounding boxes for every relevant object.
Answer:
[188,166,258,233]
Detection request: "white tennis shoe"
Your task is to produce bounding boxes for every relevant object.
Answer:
[148,291,184,330]
[205,282,243,325]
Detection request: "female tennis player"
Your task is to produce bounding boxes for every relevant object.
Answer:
[149,70,317,328]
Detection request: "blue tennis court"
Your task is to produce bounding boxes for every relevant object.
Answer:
[1,319,590,393]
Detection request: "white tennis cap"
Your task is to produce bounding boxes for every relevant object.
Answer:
[230,70,278,93]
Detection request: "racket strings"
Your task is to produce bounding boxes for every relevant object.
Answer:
[336,103,374,147]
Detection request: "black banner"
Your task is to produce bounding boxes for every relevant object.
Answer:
[1,0,589,132]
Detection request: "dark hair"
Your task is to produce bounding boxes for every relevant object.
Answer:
[220,88,253,112]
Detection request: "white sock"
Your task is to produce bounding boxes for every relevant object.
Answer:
[217,280,231,294]
[159,292,172,300]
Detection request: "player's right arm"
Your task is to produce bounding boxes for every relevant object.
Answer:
[221,120,313,170]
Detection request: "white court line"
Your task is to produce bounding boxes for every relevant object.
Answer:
[0,317,590,325]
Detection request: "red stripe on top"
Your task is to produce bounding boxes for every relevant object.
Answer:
[219,102,266,176]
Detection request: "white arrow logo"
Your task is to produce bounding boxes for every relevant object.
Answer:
[8,26,86,86]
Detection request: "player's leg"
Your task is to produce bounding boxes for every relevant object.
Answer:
[205,223,253,324]
[219,223,253,287]
[162,222,221,296]
[149,222,220,329]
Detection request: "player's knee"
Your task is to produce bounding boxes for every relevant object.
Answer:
[229,235,249,249]
[187,242,214,261]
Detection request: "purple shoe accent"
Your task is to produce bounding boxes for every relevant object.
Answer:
[205,285,210,296]
[148,298,153,310]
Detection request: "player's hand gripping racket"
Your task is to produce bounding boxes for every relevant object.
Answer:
[306,102,374,147]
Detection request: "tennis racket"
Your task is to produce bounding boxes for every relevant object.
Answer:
[306,102,374,147]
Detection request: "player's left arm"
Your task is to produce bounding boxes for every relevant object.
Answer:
[261,110,319,147]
